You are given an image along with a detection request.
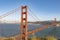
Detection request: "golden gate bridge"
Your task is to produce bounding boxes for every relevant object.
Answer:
[0,5,57,40]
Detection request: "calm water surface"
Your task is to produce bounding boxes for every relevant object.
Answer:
[0,23,60,39]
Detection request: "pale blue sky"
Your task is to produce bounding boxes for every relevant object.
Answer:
[0,0,60,21]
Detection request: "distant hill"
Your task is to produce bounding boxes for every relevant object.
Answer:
[28,21,60,25]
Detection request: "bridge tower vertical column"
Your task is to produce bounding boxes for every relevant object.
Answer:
[20,6,28,40]
[54,18,57,26]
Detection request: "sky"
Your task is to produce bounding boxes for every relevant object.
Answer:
[0,0,60,22]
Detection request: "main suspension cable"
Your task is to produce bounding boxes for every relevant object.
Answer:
[0,7,20,19]
[28,7,40,21]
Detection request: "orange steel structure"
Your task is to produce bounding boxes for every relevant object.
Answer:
[0,4,57,40]
[52,18,57,26]
[20,6,28,40]
[54,18,57,26]
[20,6,57,40]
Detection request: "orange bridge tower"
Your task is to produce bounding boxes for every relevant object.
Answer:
[20,6,28,40]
